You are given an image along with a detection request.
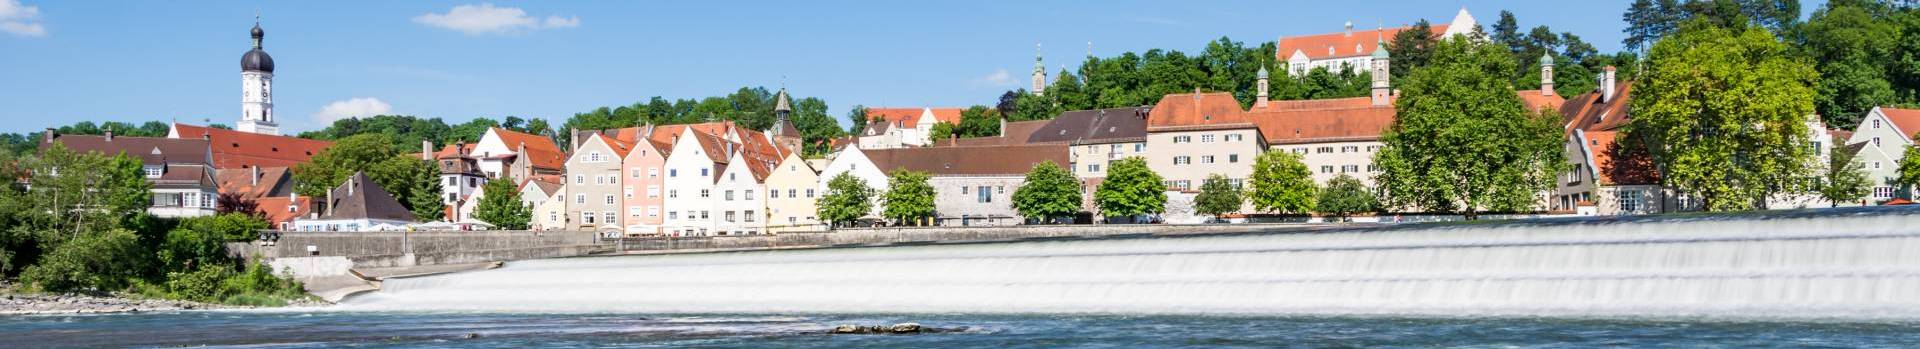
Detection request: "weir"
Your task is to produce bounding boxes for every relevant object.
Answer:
[341,207,1920,319]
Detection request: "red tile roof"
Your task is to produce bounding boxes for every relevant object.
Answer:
[1557,83,1634,132]
[1582,130,1660,186]
[255,196,311,227]
[1881,107,1920,141]
[1276,25,1449,61]
[1147,92,1255,129]
[172,123,333,169]
[490,128,565,171]
[216,166,293,200]
[1246,97,1397,144]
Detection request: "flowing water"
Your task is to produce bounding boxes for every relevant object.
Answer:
[6,207,1920,347]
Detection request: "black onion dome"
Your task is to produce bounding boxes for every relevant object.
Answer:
[241,24,273,72]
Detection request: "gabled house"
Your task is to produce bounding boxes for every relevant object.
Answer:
[532,183,569,231]
[563,132,633,232]
[292,172,415,232]
[1846,106,1920,201]
[855,107,963,149]
[764,150,823,233]
[40,130,219,218]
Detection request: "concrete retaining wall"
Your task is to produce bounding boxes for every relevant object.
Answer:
[268,256,354,277]
[227,230,606,269]
[615,223,1349,252]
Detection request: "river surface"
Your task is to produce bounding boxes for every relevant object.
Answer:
[4,310,1920,348]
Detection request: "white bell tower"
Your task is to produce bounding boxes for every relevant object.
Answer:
[238,16,280,135]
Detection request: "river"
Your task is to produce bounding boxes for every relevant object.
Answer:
[4,206,1919,347]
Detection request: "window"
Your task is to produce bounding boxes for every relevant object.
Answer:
[1201,155,1215,164]
[1342,165,1359,173]
[624,186,633,199]
[595,176,604,185]
[745,210,756,222]
[605,195,616,205]
[575,194,585,204]
[729,173,737,182]
[700,210,710,219]
[574,175,584,184]
[582,212,595,224]
[726,211,737,222]
[1874,119,1883,128]
[1321,165,1334,173]
[1874,161,1883,169]
[1317,147,1335,153]
[1135,143,1145,152]
[603,211,615,223]
[631,169,642,178]
[1173,136,1191,143]
[1618,190,1641,213]
[1874,137,1882,147]
[1228,154,1239,163]
[649,168,659,177]
[549,211,557,222]
[978,186,992,203]
[806,189,816,198]
[669,189,678,198]
[647,206,660,217]
[725,190,735,201]
[668,211,678,220]
[1875,186,1895,199]
[1110,144,1122,152]
[1201,134,1216,143]
[1174,156,1191,165]
[670,169,678,177]
[701,189,710,198]
[1089,164,1102,172]
[961,186,968,194]
[1225,134,1242,142]
[587,152,603,162]
[700,168,709,177]
[630,207,642,216]
[771,189,781,199]
[788,189,798,198]
[744,190,755,200]
[1341,146,1359,153]
[998,186,1005,194]
[648,186,660,198]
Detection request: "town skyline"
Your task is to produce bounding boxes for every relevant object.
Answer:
[0,0,1722,134]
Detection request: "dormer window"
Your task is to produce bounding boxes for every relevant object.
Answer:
[144,165,163,178]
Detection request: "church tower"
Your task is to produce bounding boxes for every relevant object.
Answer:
[238,18,279,135]
[1031,43,1046,96]
[767,87,802,154]
[1255,66,1270,108]
[1539,52,1556,96]
[1369,38,1391,107]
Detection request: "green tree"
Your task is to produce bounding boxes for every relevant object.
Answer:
[816,172,874,228]
[1011,160,1082,223]
[1095,157,1167,221]
[928,122,957,143]
[1818,148,1873,206]
[20,144,152,243]
[1374,35,1565,219]
[1389,19,1439,82]
[1192,174,1244,219]
[1630,21,1819,211]
[1802,0,1903,129]
[1247,151,1317,214]
[846,105,871,135]
[20,229,150,293]
[1899,142,1920,196]
[291,133,442,220]
[158,214,267,274]
[473,178,532,229]
[956,105,1002,137]
[881,170,936,226]
[1316,174,1381,221]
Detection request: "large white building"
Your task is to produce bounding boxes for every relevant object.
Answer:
[1276,8,1477,76]
[1846,106,1920,201]
[237,20,279,136]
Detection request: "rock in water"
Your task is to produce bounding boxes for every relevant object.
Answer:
[831,325,860,334]
[890,323,922,333]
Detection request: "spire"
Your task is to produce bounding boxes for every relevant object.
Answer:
[251,11,264,49]
[1032,42,1048,96]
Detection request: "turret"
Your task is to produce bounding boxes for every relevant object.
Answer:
[1032,42,1047,96]
[1540,52,1556,96]
[1370,38,1391,107]
[1256,66,1270,108]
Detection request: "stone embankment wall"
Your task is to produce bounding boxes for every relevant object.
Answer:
[228,230,606,273]
[613,223,1358,253]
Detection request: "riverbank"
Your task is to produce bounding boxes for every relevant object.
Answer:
[0,286,327,315]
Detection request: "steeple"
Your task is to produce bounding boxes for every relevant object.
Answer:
[1370,37,1391,107]
[1540,52,1556,96]
[1032,42,1047,96]
[238,15,279,135]
[1255,66,1270,108]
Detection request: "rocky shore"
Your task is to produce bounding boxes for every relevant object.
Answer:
[0,291,327,315]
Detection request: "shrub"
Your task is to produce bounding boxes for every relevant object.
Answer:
[20,229,152,293]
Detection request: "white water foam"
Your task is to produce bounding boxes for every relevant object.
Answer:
[340,209,1920,319]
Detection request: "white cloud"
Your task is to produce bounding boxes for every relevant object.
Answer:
[0,0,47,37]
[973,68,1018,87]
[313,97,393,124]
[413,3,579,36]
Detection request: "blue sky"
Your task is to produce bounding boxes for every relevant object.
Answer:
[0,1,1818,134]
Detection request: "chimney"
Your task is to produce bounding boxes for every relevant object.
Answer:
[1344,20,1354,37]
[250,166,259,186]
[1600,66,1618,103]
[455,141,467,156]
[998,115,1007,137]
[42,128,53,144]
[103,127,113,141]
[347,175,355,197]
[949,134,958,146]
[422,140,434,160]
[202,131,211,140]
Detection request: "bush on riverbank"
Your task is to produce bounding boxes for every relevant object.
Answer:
[0,148,308,306]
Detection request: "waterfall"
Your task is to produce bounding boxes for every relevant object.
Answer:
[341,208,1920,319]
